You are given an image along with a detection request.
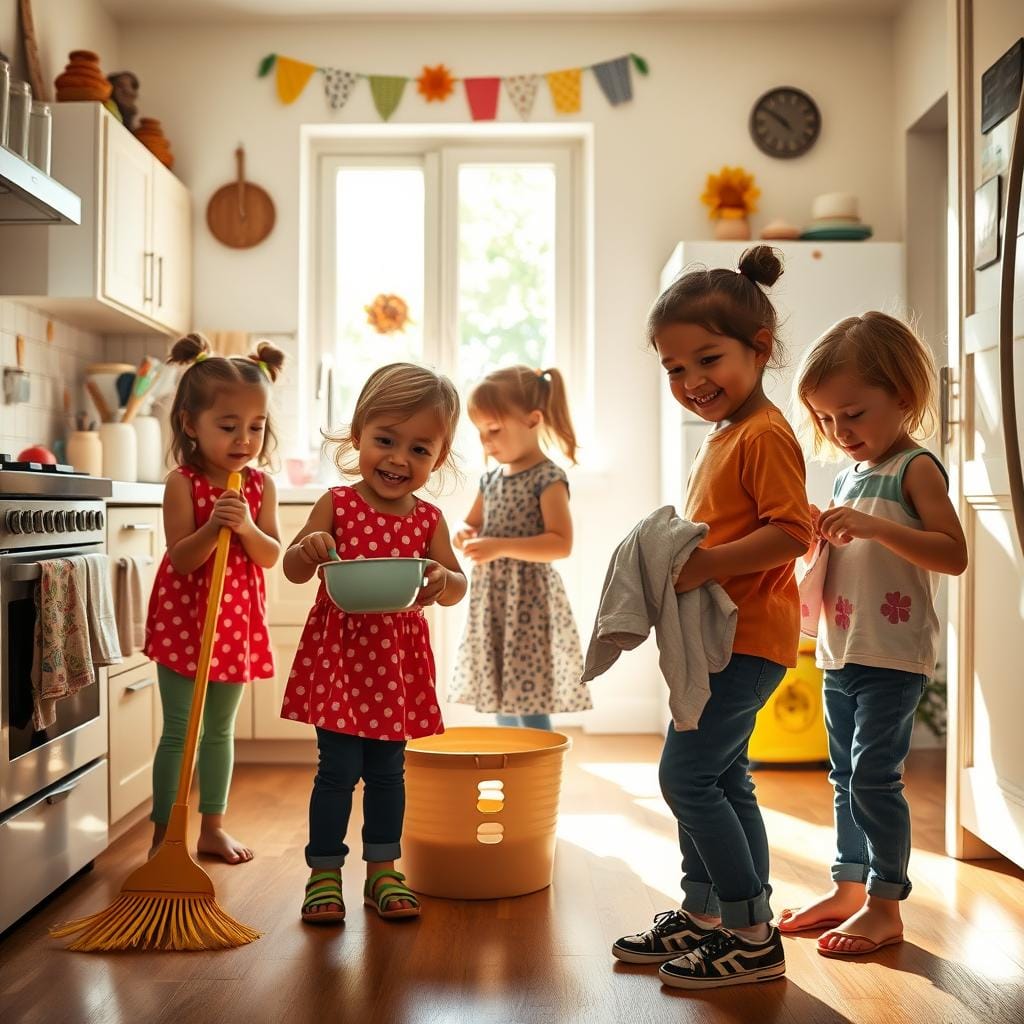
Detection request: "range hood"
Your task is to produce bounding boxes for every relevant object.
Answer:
[0,145,80,224]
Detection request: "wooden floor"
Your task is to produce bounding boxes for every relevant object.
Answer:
[2,733,1023,1024]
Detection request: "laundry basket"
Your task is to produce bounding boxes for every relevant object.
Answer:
[402,726,571,899]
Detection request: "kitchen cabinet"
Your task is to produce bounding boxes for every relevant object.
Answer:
[263,504,320,625]
[252,626,310,740]
[0,102,192,335]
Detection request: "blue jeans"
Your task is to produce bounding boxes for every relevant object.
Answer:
[305,728,407,870]
[658,653,786,928]
[824,663,926,900]
[495,713,552,730]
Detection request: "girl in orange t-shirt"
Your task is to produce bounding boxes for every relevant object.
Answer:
[612,246,812,990]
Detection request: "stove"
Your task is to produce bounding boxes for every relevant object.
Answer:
[0,459,112,933]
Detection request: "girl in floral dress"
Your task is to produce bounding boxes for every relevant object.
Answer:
[281,363,466,925]
[145,333,285,865]
[784,312,966,958]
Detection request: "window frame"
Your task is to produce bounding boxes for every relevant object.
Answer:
[300,126,591,457]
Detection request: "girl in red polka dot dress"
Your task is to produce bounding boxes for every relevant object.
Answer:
[282,363,466,925]
[145,333,284,866]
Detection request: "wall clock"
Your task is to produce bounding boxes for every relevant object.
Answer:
[750,86,821,159]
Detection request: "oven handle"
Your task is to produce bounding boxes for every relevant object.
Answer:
[8,555,154,581]
[45,778,81,805]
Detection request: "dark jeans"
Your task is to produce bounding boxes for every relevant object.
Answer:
[495,713,553,730]
[659,653,786,928]
[305,728,407,870]
[824,663,925,900]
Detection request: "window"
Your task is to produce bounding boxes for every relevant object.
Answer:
[303,132,586,457]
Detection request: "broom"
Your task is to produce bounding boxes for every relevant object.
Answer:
[51,471,260,951]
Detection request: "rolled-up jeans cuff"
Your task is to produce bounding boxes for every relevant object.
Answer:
[831,862,869,884]
[719,886,773,928]
[363,841,401,862]
[866,877,912,900]
[680,881,720,918]
[306,852,346,870]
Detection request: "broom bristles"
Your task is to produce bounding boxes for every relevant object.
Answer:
[49,894,260,951]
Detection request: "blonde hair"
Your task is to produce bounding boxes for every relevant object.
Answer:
[166,332,285,470]
[468,365,578,464]
[795,312,937,457]
[325,362,461,490]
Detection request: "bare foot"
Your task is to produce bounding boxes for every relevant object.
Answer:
[778,881,865,933]
[818,898,904,955]
[197,826,253,864]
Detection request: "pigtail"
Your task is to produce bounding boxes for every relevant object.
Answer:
[245,339,286,383]
[167,332,210,366]
[538,368,578,464]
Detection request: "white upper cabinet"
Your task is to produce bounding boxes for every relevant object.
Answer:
[0,102,192,336]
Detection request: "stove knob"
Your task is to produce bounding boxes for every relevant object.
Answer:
[19,510,34,533]
[43,510,55,531]
[65,510,78,531]
[6,510,22,534]
[53,510,66,532]
[95,509,105,531]
[32,510,44,533]
[77,510,89,530]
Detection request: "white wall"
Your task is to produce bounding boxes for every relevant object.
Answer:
[116,13,898,731]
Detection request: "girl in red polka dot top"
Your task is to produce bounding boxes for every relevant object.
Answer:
[145,333,284,866]
[282,363,466,924]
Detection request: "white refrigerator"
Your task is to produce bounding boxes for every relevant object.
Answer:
[658,240,906,512]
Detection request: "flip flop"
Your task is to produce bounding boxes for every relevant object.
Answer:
[816,932,903,957]
[777,909,845,934]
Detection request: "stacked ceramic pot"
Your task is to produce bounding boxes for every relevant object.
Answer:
[54,51,112,102]
[133,117,174,169]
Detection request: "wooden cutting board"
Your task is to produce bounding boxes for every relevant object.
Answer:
[206,146,275,249]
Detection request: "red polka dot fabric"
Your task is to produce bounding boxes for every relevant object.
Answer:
[280,486,444,741]
[144,466,274,684]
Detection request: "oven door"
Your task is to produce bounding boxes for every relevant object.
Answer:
[0,546,109,814]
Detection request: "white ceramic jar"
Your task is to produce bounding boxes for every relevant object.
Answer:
[99,422,137,482]
[66,431,102,476]
[132,415,164,483]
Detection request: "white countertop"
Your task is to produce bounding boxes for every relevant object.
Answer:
[104,480,321,505]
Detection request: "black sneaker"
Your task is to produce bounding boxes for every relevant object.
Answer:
[612,910,717,964]
[658,927,786,989]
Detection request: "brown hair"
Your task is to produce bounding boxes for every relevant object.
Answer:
[468,365,578,464]
[795,311,937,456]
[646,245,786,368]
[325,362,461,491]
[166,332,285,470]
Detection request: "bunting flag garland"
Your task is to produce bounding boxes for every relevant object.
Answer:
[323,67,358,111]
[504,74,540,120]
[545,67,582,115]
[593,56,633,106]
[464,77,501,121]
[369,76,407,121]
[257,52,648,121]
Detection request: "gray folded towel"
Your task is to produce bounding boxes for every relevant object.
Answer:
[81,553,122,667]
[116,555,145,655]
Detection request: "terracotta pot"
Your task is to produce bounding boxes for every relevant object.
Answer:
[714,215,751,240]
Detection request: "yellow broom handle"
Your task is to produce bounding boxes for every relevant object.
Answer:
[174,470,242,805]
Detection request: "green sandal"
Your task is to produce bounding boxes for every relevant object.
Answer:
[363,869,421,920]
[301,870,346,925]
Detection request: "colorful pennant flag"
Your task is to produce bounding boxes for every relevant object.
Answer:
[369,76,407,121]
[546,68,582,115]
[464,77,501,121]
[593,56,632,106]
[324,68,358,111]
[276,56,317,105]
[504,74,540,120]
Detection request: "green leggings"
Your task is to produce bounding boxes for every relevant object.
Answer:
[151,665,245,825]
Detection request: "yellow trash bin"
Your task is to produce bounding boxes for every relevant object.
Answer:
[748,640,829,766]
[402,726,571,899]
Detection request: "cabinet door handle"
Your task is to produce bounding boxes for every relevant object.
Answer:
[122,522,155,531]
[157,255,164,307]
[45,778,81,804]
[143,251,154,304]
[125,677,157,693]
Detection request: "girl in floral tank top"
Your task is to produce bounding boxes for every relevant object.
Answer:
[282,363,466,926]
[145,333,285,866]
[788,313,966,959]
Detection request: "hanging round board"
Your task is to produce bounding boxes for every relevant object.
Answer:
[206,146,276,248]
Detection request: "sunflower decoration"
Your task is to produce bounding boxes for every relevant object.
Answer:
[701,166,760,220]
[365,293,411,335]
[417,64,455,103]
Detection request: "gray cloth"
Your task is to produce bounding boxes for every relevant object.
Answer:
[115,555,145,655]
[81,553,122,667]
[582,506,737,731]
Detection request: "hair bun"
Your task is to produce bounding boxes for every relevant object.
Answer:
[167,332,210,366]
[738,245,784,288]
[251,340,286,382]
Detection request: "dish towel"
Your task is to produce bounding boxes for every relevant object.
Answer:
[115,555,145,655]
[582,506,738,731]
[81,553,122,668]
[797,539,830,639]
[31,559,94,731]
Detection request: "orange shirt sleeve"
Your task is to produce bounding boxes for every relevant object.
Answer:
[739,421,813,550]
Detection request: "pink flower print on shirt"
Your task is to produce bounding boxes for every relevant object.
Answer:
[834,596,853,630]
[881,591,912,624]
